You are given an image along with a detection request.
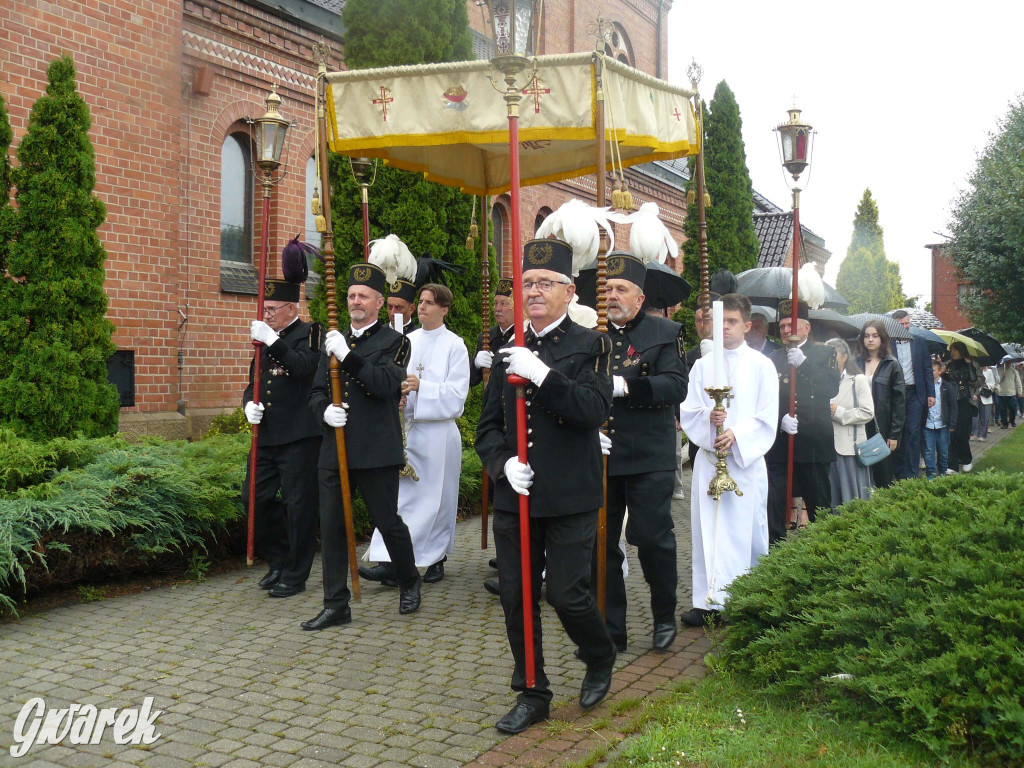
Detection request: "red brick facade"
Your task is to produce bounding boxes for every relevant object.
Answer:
[929,244,971,330]
[2,0,682,437]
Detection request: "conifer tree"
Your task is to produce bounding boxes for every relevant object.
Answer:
[0,57,118,439]
[836,189,905,313]
[0,90,17,400]
[677,81,759,340]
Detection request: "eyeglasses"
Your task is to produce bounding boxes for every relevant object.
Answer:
[263,305,289,315]
[522,279,570,293]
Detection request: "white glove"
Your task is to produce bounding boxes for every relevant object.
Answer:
[500,346,550,387]
[323,403,349,428]
[599,432,612,456]
[324,329,349,362]
[700,339,713,358]
[613,375,628,398]
[787,347,807,368]
[781,413,799,435]
[244,401,264,425]
[474,350,493,370]
[250,320,280,347]
[504,457,534,496]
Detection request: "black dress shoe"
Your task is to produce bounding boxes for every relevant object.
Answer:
[423,557,446,584]
[580,652,616,708]
[268,582,305,598]
[679,607,722,627]
[399,576,422,615]
[300,606,352,631]
[495,701,549,734]
[484,578,500,596]
[488,557,499,570]
[652,622,677,651]
[575,638,625,660]
[257,569,282,589]
[359,563,398,587]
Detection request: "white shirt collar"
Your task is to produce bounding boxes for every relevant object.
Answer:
[350,320,378,338]
[531,313,568,338]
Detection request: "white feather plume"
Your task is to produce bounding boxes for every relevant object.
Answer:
[535,199,626,276]
[794,263,825,310]
[367,234,417,285]
[567,294,598,329]
[626,202,679,265]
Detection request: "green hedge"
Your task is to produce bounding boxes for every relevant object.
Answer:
[723,472,1024,765]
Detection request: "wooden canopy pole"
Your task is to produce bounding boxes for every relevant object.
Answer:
[593,50,609,619]
[480,194,491,549]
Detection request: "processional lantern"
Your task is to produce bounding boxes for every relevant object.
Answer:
[252,85,290,174]
[775,107,814,185]
[484,0,540,75]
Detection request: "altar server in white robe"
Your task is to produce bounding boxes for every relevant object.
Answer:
[678,293,778,626]
[364,283,470,584]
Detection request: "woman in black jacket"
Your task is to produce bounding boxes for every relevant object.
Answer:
[856,320,906,488]
[945,341,978,472]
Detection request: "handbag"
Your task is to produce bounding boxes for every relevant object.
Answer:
[851,378,892,467]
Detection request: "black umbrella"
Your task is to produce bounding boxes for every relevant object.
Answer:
[845,312,913,342]
[735,267,849,310]
[808,309,861,340]
[956,327,1010,365]
[575,259,692,311]
[910,325,948,357]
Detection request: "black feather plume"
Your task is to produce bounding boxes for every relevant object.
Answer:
[709,269,738,297]
[281,235,318,283]
[415,252,464,288]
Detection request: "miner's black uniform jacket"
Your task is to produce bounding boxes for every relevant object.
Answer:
[606,312,688,476]
[765,342,841,464]
[309,322,411,470]
[476,316,612,517]
[242,318,324,444]
[470,324,516,389]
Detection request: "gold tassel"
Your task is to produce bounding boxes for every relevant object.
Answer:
[466,234,475,250]
[621,180,634,211]
[311,193,322,216]
[469,222,479,239]
[315,214,327,233]
[686,188,695,205]
[611,178,624,210]
[704,192,711,207]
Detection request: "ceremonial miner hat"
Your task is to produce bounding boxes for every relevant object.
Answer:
[495,276,514,296]
[605,251,647,290]
[777,299,809,321]
[708,268,737,301]
[389,278,417,303]
[348,262,388,295]
[523,238,573,280]
[264,279,300,303]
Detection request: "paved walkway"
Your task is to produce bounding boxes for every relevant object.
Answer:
[2,421,1017,767]
[0,480,705,768]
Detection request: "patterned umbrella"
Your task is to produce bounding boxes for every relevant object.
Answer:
[889,307,943,329]
[846,312,913,342]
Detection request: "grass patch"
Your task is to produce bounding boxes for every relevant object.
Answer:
[609,668,978,768]
[973,424,1024,472]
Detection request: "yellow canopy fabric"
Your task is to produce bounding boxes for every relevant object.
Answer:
[933,329,987,358]
[323,52,699,196]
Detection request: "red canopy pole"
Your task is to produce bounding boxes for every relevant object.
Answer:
[246,173,273,566]
[505,95,536,689]
[784,190,801,525]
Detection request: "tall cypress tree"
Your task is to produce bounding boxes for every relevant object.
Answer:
[677,81,760,341]
[312,0,478,342]
[836,189,905,313]
[0,90,17,399]
[0,56,118,439]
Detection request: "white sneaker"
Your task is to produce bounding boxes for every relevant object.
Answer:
[945,468,957,475]
[672,491,686,500]
[962,463,973,472]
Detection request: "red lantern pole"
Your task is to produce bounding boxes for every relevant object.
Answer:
[784,190,801,524]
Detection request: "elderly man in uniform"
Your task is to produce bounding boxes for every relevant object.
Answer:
[476,238,617,734]
[765,299,840,545]
[387,278,418,335]
[243,279,323,598]
[591,252,687,652]
[302,263,422,630]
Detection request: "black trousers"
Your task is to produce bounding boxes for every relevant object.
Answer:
[494,508,615,707]
[949,399,974,468]
[242,437,319,585]
[318,464,418,609]
[895,387,925,480]
[766,461,832,546]
[592,470,677,644]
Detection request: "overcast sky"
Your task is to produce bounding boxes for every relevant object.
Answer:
[665,1,1024,304]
